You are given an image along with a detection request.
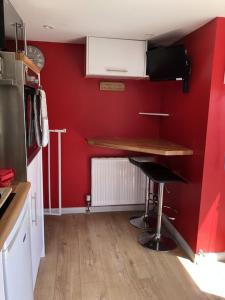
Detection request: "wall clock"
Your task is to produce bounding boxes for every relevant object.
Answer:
[27,45,45,70]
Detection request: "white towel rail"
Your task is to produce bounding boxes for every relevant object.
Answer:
[47,129,66,216]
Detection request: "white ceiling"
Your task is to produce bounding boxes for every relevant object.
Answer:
[11,0,225,45]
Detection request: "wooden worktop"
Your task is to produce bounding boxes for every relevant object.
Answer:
[0,182,30,251]
[87,138,193,156]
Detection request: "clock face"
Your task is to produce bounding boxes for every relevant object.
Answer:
[27,46,45,70]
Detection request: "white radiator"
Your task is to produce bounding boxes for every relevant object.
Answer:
[91,158,147,206]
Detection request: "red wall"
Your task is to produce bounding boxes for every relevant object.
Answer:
[160,20,217,252]
[29,42,162,208]
[31,18,225,253]
[197,18,225,253]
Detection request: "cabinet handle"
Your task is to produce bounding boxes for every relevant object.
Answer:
[14,23,18,53]
[32,193,37,225]
[23,233,26,243]
[105,67,128,73]
[23,23,28,55]
[6,209,28,252]
[13,22,23,53]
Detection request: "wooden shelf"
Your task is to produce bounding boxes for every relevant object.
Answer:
[87,138,193,156]
[15,53,41,75]
[139,112,170,117]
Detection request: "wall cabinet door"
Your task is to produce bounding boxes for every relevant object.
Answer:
[86,37,147,78]
[27,149,44,289]
[0,251,5,300]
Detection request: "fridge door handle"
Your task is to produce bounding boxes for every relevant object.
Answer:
[14,23,19,53]
[22,233,26,243]
[5,211,27,252]
[23,23,27,55]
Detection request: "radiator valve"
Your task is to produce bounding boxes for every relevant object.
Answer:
[86,195,91,213]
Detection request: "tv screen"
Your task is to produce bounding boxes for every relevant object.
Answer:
[146,45,188,81]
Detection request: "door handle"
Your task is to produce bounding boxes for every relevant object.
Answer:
[105,67,128,73]
[14,23,18,53]
[23,233,26,243]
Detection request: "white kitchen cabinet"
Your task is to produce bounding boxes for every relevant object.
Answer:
[2,203,33,300]
[86,37,147,78]
[27,149,45,289]
[0,251,5,300]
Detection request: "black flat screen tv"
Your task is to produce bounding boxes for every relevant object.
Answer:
[146,44,190,92]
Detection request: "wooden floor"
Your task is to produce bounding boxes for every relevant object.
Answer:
[34,212,222,300]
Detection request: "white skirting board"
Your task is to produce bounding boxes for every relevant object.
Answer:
[44,204,144,215]
[195,251,225,263]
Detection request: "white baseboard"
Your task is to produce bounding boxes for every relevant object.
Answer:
[44,207,86,215]
[194,250,225,264]
[90,204,144,213]
[44,204,144,215]
[211,252,225,261]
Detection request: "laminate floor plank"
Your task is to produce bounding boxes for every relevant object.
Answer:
[53,215,82,300]
[34,212,223,300]
[34,216,60,300]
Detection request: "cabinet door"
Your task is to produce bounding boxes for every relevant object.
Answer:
[27,150,44,288]
[0,252,5,300]
[86,37,147,78]
[2,208,33,300]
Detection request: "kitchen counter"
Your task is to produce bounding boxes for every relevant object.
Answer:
[87,138,193,156]
[0,182,31,250]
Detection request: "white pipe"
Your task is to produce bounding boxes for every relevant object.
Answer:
[47,128,66,216]
[58,131,62,216]
[48,133,52,215]
[49,129,67,133]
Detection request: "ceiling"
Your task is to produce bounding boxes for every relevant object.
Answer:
[11,0,225,45]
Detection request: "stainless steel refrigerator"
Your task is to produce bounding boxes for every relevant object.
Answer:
[0,51,40,180]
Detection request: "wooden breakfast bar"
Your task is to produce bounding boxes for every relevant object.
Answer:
[87,138,193,156]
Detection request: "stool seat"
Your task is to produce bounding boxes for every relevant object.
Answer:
[140,162,186,184]
[129,157,154,168]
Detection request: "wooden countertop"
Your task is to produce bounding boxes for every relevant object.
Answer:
[87,138,193,156]
[0,182,31,251]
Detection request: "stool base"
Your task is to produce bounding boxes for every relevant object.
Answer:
[129,215,151,229]
[138,232,177,251]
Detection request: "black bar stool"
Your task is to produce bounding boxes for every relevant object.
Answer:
[138,162,186,251]
[129,157,156,229]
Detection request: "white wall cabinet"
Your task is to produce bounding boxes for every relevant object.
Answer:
[0,251,5,300]
[27,149,45,289]
[86,37,147,78]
